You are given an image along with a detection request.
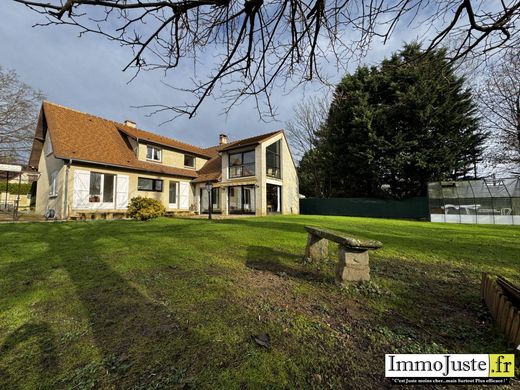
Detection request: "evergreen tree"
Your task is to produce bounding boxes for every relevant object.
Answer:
[311,43,485,198]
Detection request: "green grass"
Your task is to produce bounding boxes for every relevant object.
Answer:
[0,215,519,389]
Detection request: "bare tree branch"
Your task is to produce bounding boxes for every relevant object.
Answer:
[0,66,45,163]
[478,49,520,170]
[285,94,328,159]
[285,94,329,195]
[13,0,520,120]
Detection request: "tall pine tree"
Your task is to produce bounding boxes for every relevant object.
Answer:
[309,43,486,198]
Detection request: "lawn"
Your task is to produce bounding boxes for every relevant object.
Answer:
[0,215,519,389]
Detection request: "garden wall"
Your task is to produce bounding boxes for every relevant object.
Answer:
[299,197,429,219]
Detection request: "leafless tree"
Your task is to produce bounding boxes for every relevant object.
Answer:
[479,50,520,170]
[0,67,45,164]
[285,94,329,196]
[15,0,520,120]
[285,94,328,160]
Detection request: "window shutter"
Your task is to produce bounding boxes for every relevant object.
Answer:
[73,170,90,209]
[116,175,129,209]
[179,182,189,209]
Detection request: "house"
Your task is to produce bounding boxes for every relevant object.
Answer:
[28,102,299,219]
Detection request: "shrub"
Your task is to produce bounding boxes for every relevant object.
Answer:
[127,196,165,221]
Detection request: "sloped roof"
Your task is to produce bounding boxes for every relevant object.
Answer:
[118,125,211,158]
[218,130,282,151]
[41,102,200,178]
[193,154,222,183]
[31,102,286,182]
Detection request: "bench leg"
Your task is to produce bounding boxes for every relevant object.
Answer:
[304,234,328,261]
[335,247,370,284]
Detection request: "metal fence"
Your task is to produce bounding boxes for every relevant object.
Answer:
[428,177,520,225]
[299,197,429,219]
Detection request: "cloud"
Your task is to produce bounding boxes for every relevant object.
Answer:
[1,2,419,147]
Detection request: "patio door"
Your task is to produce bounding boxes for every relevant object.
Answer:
[228,185,255,214]
[200,187,220,214]
[200,188,209,213]
[169,181,178,209]
[266,184,281,214]
[243,186,255,213]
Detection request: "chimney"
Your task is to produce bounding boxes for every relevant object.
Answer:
[219,133,228,145]
[124,120,136,128]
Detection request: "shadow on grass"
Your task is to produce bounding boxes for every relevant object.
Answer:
[245,245,332,283]
[0,322,58,389]
[56,234,191,387]
[1,218,518,387]
[0,224,192,388]
[218,218,520,273]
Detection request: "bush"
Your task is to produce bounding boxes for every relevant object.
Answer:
[127,196,165,221]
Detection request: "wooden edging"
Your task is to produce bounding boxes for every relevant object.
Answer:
[481,273,520,345]
[497,276,520,307]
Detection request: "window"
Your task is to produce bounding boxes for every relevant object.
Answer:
[89,172,115,203]
[103,174,115,202]
[266,140,281,178]
[138,177,163,192]
[244,187,251,205]
[49,171,58,197]
[184,154,195,168]
[89,172,101,202]
[229,150,255,178]
[146,145,161,161]
[169,181,177,204]
[45,136,53,155]
[211,188,220,210]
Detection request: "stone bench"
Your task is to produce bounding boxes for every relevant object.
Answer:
[304,226,382,284]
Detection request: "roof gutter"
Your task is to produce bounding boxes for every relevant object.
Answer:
[56,156,198,179]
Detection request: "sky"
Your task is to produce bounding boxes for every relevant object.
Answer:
[1,1,430,148]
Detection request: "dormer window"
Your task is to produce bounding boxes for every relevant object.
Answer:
[146,145,161,162]
[184,154,195,168]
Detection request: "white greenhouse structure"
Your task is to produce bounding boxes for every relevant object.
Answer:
[428,177,520,225]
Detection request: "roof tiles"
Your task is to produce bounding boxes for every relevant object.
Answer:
[38,102,284,182]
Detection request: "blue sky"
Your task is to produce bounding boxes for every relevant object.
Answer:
[2,1,428,148]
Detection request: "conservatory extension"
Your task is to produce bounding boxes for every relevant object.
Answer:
[428,177,520,225]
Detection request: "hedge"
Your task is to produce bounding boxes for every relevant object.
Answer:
[0,182,32,195]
